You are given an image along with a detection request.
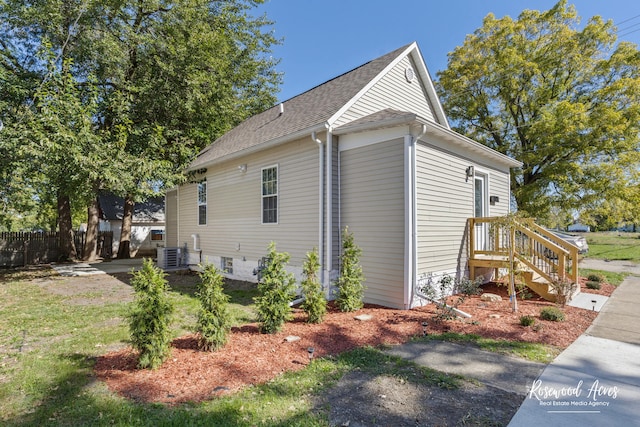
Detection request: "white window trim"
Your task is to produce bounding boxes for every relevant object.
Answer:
[473,168,490,217]
[261,164,279,225]
[197,180,207,226]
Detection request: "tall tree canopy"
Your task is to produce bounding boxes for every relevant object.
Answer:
[0,0,280,257]
[437,0,640,225]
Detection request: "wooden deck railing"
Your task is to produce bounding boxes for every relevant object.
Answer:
[468,217,579,285]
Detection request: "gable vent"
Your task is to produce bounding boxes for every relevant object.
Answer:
[405,66,415,83]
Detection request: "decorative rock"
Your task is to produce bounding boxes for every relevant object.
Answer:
[481,293,503,302]
[354,314,373,321]
[489,314,501,319]
[284,335,300,342]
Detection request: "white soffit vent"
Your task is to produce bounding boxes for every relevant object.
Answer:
[405,66,415,83]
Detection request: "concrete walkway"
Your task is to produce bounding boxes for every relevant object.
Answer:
[385,341,546,396]
[508,260,640,426]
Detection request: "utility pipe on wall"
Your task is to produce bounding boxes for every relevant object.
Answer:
[325,127,333,288]
[311,131,325,286]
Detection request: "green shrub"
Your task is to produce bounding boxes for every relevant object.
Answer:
[300,248,327,323]
[254,242,296,334]
[586,273,605,283]
[586,280,601,290]
[548,276,578,307]
[196,264,233,351]
[519,315,536,327]
[335,227,365,312]
[422,275,482,321]
[540,306,565,322]
[127,258,174,369]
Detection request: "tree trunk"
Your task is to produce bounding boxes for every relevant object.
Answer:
[83,197,100,261]
[57,193,77,260]
[117,195,134,259]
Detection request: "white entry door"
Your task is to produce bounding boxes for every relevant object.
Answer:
[474,173,489,250]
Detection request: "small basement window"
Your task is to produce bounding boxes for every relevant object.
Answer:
[221,257,233,274]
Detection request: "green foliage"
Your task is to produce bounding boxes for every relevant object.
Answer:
[300,248,327,323]
[0,0,281,235]
[586,280,602,290]
[196,264,233,351]
[437,0,640,221]
[335,227,366,312]
[127,259,175,369]
[586,273,605,283]
[581,266,627,286]
[519,315,536,327]
[548,276,578,307]
[540,306,565,322]
[254,242,296,334]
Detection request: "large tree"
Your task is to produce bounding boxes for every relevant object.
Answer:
[0,0,280,258]
[89,0,280,258]
[437,0,640,223]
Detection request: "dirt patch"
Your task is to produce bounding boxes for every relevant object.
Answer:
[317,370,523,427]
[32,271,135,305]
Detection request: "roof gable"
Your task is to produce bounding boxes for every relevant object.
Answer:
[330,43,448,128]
[190,42,448,170]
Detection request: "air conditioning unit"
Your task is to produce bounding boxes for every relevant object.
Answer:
[157,247,181,269]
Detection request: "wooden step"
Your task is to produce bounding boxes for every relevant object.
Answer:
[518,270,580,303]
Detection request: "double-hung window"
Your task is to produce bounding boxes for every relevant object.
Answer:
[197,181,207,225]
[261,165,278,224]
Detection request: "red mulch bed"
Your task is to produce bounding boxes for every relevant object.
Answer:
[94,281,615,405]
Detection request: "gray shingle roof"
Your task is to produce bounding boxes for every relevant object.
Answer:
[189,43,414,170]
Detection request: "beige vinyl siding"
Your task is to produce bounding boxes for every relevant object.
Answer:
[340,139,406,309]
[335,56,435,128]
[176,138,320,268]
[415,141,472,275]
[487,170,511,217]
[165,189,178,247]
[415,137,513,276]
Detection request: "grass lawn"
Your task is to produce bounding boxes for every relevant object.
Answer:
[584,231,640,262]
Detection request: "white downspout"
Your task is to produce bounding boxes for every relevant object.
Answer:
[404,135,413,309]
[311,131,325,286]
[176,186,180,247]
[326,127,333,290]
[408,124,427,309]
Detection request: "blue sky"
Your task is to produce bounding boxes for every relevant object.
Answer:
[253,1,640,102]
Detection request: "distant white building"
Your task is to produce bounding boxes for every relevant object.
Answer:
[98,193,165,257]
[567,222,590,232]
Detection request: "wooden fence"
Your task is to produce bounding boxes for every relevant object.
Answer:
[0,231,113,268]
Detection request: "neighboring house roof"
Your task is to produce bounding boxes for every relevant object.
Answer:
[98,194,165,223]
[189,41,521,170]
